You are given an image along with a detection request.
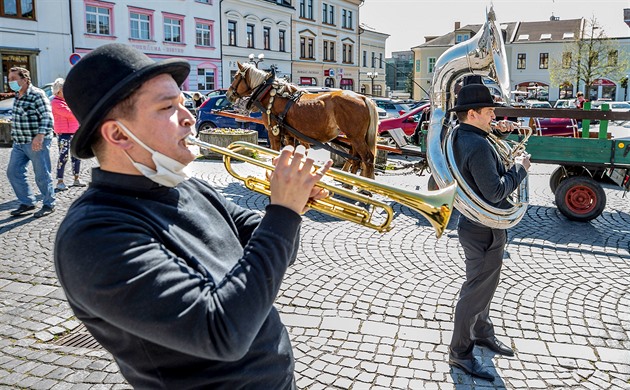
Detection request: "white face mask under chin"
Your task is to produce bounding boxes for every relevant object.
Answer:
[116,120,191,187]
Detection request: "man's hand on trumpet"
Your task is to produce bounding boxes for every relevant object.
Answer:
[269,144,333,215]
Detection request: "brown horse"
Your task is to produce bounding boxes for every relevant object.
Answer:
[226,62,379,179]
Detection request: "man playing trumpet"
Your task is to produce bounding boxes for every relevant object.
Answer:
[54,43,331,389]
[448,84,530,381]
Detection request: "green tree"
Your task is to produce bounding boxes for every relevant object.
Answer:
[549,16,630,98]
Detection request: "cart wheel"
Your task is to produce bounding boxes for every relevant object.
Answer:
[428,175,439,191]
[555,176,606,222]
[549,167,565,194]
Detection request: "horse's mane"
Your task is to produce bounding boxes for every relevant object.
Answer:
[243,63,304,96]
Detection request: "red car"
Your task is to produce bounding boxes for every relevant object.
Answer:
[378,103,430,136]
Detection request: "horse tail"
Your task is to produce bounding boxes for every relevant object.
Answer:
[364,97,379,160]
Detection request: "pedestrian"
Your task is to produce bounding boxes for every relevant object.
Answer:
[50,77,86,191]
[575,91,586,109]
[6,67,56,218]
[54,43,332,389]
[447,84,530,381]
[192,91,204,109]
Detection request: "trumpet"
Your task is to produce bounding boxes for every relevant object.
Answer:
[186,136,457,237]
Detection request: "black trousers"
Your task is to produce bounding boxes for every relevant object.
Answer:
[449,216,507,358]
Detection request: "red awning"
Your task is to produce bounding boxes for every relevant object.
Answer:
[591,78,615,86]
[340,78,353,86]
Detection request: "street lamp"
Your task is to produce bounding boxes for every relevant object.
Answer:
[248,53,264,68]
[367,71,378,96]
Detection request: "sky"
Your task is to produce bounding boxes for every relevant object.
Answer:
[360,0,630,56]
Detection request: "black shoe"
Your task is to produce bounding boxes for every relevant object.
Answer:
[10,204,36,216]
[33,205,54,218]
[475,336,514,357]
[449,355,495,381]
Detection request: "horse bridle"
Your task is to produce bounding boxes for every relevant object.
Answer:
[227,67,254,100]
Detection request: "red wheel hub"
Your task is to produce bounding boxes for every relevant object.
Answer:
[564,185,596,214]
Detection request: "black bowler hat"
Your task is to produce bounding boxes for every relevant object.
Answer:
[448,83,500,113]
[64,43,190,159]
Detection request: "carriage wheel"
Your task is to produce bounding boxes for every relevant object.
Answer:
[555,176,606,222]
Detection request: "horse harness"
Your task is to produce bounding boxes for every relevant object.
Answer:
[240,71,359,161]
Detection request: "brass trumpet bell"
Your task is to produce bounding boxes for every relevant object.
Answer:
[187,136,457,238]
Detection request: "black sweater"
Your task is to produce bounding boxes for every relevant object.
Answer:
[453,123,528,226]
[55,168,300,389]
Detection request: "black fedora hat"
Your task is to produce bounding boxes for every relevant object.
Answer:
[64,43,190,159]
[448,83,500,113]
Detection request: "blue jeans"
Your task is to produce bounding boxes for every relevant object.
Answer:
[7,138,56,208]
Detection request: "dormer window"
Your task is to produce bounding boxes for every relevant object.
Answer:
[563,32,575,39]
[456,33,470,43]
[517,34,529,41]
[540,33,552,40]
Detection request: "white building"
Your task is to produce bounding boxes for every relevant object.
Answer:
[1,0,73,90]
[358,24,388,96]
[291,0,362,90]
[69,0,221,93]
[220,0,293,87]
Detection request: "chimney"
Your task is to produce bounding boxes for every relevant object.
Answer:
[454,21,460,31]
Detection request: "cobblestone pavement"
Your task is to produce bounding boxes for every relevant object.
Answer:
[0,140,629,389]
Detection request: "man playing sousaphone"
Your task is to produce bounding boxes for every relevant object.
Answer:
[448,83,530,381]
[54,43,332,389]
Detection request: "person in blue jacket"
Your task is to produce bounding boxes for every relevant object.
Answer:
[54,43,331,389]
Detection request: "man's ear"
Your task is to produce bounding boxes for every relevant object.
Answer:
[100,120,132,150]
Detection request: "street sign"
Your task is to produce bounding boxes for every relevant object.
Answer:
[69,53,81,65]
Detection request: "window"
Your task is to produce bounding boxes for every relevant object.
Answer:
[517,53,526,69]
[195,0,210,3]
[362,50,366,67]
[130,9,152,40]
[228,20,236,46]
[1,0,34,19]
[347,11,352,30]
[373,84,382,96]
[328,5,334,25]
[300,36,314,59]
[562,32,575,39]
[609,50,618,66]
[428,57,436,73]
[540,33,552,40]
[85,3,112,35]
[371,52,375,68]
[342,9,346,28]
[343,43,353,63]
[589,51,599,67]
[246,24,254,48]
[322,3,328,23]
[379,53,383,69]
[323,41,335,61]
[340,78,353,91]
[299,0,305,17]
[299,0,312,19]
[517,34,529,41]
[263,27,270,50]
[539,53,548,69]
[195,19,213,47]
[197,68,215,91]
[279,29,286,52]
[163,14,183,43]
[562,52,571,69]
[456,33,469,43]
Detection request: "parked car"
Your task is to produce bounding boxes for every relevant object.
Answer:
[195,94,268,144]
[590,101,630,112]
[378,103,430,136]
[0,97,13,121]
[525,99,552,108]
[206,88,229,98]
[181,91,196,114]
[301,86,341,93]
[371,97,410,118]
[553,99,577,109]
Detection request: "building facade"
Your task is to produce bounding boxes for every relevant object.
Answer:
[385,50,414,99]
[291,0,362,90]
[220,0,293,87]
[358,24,388,96]
[69,0,221,92]
[1,0,73,91]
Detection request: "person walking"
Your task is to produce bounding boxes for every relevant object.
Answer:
[55,43,332,389]
[50,78,85,191]
[7,67,56,218]
[447,84,530,381]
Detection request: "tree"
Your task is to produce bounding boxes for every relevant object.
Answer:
[549,16,630,98]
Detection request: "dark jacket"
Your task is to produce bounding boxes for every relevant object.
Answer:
[55,168,299,389]
[452,123,528,226]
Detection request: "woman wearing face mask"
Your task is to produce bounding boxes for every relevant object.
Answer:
[50,78,86,191]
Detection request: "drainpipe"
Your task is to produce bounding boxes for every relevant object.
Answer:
[69,0,75,53]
